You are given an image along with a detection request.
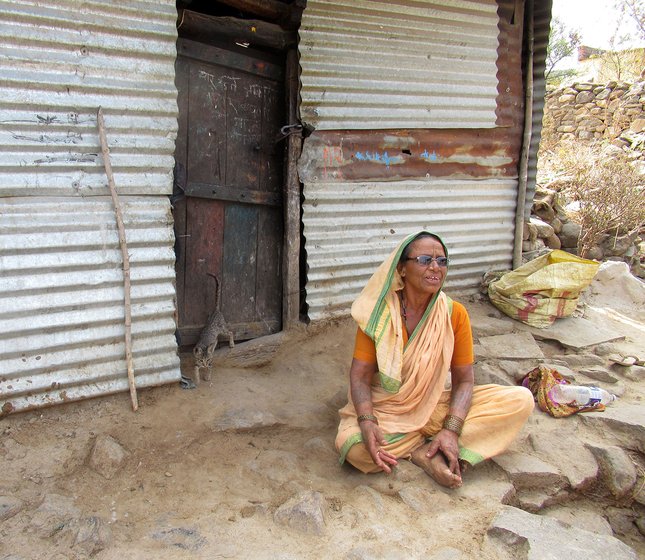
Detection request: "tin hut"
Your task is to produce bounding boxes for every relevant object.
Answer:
[0,0,552,414]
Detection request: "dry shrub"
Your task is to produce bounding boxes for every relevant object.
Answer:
[544,140,644,258]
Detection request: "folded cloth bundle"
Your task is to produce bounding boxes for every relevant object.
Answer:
[520,365,605,418]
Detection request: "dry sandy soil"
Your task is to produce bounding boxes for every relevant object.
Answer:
[1,289,645,559]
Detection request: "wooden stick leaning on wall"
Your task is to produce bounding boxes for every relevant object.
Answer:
[97,107,139,412]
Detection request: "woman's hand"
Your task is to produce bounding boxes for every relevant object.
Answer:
[360,420,398,474]
[349,357,398,473]
[425,428,460,476]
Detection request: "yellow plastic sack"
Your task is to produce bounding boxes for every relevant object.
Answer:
[487,250,600,328]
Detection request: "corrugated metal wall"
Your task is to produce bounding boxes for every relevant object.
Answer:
[525,0,553,218]
[303,178,516,319]
[299,0,500,130]
[0,0,181,415]
[0,198,179,414]
[0,0,178,197]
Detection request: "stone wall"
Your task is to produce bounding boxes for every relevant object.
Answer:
[543,80,645,152]
[528,81,645,278]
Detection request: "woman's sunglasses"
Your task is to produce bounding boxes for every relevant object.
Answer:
[405,255,449,267]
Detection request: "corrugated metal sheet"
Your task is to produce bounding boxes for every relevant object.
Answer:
[299,0,501,130]
[298,128,519,183]
[0,197,180,416]
[303,178,516,319]
[526,0,553,218]
[0,0,181,414]
[0,0,178,197]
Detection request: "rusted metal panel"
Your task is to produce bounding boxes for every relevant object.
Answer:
[302,178,517,320]
[0,197,181,416]
[0,0,178,197]
[299,0,500,130]
[298,129,519,183]
[526,0,553,218]
[495,0,525,129]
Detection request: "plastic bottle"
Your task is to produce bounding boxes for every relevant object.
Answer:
[550,384,616,407]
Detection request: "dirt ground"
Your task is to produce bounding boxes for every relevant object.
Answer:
[1,294,644,559]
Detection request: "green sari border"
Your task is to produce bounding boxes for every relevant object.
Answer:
[459,447,485,466]
[338,432,407,465]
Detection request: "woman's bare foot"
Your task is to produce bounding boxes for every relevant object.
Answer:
[411,443,462,488]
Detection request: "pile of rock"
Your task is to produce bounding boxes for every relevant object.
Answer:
[544,80,645,158]
[525,185,644,277]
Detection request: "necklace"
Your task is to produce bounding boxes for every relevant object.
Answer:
[399,292,407,321]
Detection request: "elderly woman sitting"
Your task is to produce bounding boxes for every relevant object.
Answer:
[336,231,534,488]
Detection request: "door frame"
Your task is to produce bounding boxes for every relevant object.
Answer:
[174,9,302,339]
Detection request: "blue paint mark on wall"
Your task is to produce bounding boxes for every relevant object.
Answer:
[354,149,437,168]
[354,150,405,168]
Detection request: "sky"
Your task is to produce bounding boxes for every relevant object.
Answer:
[551,0,644,50]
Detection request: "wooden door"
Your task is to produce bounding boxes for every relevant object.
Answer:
[173,38,285,346]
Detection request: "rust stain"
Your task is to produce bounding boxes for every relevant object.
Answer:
[1,401,14,416]
[300,128,519,183]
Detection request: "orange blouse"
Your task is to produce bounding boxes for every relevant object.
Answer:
[353,300,474,368]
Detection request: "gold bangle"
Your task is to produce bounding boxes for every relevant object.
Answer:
[357,414,378,425]
[443,414,464,436]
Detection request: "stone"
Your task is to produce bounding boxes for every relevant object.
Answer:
[558,94,576,103]
[528,432,598,490]
[529,217,554,239]
[247,450,303,484]
[545,234,561,249]
[545,505,613,535]
[576,91,595,103]
[274,491,326,535]
[585,443,637,499]
[151,526,206,551]
[585,245,604,261]
[471,315,516,338]
[345,546,410,560]
[559,221,582,248]
[636,516,645,536]
[621,365,645,381]
[578,404,645,454]
[0,496,24,521]
[29,494,81,538]
[303,437,336,458]
[522,239,545,253]
[351,485,386,513]
[525,317,623,350]
[474,362,513,386]
[596,88,612,100]
[398,485,451,514]
[517,489,570,513]
[593,342,624,356]
[550,217,562,234]
[478,333,544,360]
[484,505,638,559]
[605,507,638,536]
[212,408,283,432]
[498,360,537,382]
[56,516,112,556]
[577,366,619,383]
[630,118,645,133]
[88,434,129,479]
[428,548,465,560]
[492,451,567,492]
